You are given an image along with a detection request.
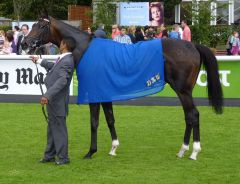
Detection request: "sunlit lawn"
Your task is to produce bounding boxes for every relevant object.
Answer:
[0,103,239,184]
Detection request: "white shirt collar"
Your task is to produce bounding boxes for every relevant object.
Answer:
[59,52,72,60]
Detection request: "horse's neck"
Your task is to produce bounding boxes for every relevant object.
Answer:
[50,17,91,64]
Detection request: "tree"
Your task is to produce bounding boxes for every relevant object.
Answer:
[183,0,229,47]
[93,0,117,26]
[0,0,14,18]
[163,0,182,24]
[0,0,92,20]
[13,0,31,22]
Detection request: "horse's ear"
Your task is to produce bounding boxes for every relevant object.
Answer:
[39,8,49,19]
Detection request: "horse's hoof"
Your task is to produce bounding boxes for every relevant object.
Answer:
[83,153,92,159]
[176,153,184,158]
[109,140,119,156]
[189,152,198,160]
[83,149,97,159]
[176,144,189,158]
[83,155,91,159]
[189,142,201,160]
[189,156,197,161]
[109,151,117,156]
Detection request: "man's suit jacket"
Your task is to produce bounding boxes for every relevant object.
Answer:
[16,35,23,55]
[41,54,74,117]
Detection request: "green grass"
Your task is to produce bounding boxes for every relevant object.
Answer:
[0,103,239,184]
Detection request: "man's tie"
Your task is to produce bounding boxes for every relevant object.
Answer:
[55,57,60,64]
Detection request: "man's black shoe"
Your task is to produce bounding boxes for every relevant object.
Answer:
[55,159,70,165]
[39,158,55,163]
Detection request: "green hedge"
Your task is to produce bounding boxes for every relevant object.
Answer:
[0,25,12,32]
[190,24,240,48]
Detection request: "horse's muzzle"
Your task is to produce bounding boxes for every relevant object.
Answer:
[21,37,41,54]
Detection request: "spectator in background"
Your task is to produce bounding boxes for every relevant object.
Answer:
[13,25,20,45]
[135,26,145,42]
[144,26,149,39]
[44,42,59,55]
[146,26,155,40]
[226,32,234,55]
[127,26,136,44]
[94,24,107,38]
[181,20,191,41]
[0,30,5,52]
[87,27,92,35]
[149,2,164,26]
[178,23,183,39]
[155,24,168,38]
[230,31,240,55]
[114,26,132,44]
[111,24,120,39]
[8,31,17,54]
[169,24,181,39]
[17,24,30,55]
[0,31,17,55]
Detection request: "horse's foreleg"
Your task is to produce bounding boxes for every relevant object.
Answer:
[84,103,100,159]
[101,102,119,156]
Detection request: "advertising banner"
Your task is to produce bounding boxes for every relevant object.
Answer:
[0,56,73,95]
[119,2,164,26]
[157,61,240,98]
[0,56,239,98]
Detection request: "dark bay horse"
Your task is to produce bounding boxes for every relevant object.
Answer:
[22,13,223,160]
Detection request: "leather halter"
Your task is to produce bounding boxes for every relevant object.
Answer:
[27,18,51,50]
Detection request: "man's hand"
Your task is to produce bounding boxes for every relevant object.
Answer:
[41,96,49,105]
[29,55,39,64]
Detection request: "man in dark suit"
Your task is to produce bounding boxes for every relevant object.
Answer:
[17,24,29,55]
[30,36,76,165]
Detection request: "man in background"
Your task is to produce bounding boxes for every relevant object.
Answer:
[17,24,29,55]
[13,25,20,45]
[181,20,191,42]
[114,26,132,44]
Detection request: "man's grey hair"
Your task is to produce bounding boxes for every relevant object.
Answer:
[98,23,105,29]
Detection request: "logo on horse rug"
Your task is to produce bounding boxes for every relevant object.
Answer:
[77,38,165,104]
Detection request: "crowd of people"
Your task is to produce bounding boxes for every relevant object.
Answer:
[0,24,58,55]
[87,20,192,45]
[3,20,240,57]
[0,24,30,55]
[0,19,192,56]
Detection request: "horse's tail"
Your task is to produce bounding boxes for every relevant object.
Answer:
[195,44,223,114]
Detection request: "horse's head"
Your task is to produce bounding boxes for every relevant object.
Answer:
[22,12,51,54]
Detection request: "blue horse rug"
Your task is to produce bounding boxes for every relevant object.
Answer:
[77,38,165,104]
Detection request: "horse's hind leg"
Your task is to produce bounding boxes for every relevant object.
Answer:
[101,102,119,156]
[176,92,201,160]
[84,103,100,159]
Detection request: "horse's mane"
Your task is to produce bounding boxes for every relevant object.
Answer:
[49,16,90,36]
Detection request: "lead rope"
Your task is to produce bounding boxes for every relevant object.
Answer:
[34,47,48,123]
